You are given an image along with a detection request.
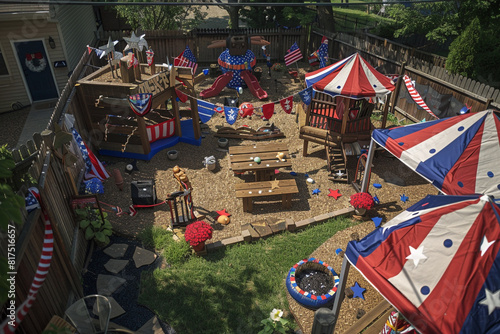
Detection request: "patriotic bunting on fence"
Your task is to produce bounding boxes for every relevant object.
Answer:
[403,75,438,119]
[224,106,239,125]
[280,96,294,114]
[197,100,217,123]
[298,86,313,105]
[72,128,110,181]
[128,93,153,117]
[284,42,303,66]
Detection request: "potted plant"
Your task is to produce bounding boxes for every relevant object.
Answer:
[75,206,113,246]
[184,221,213,252]
[349,192,375,215]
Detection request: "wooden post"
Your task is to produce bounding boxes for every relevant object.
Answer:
[189,96,201,140]
[135,116,151,155]
[120,54,136,83]
[380,92,391,129]
[133,49,142,80]
[172,93,183,138]
[340,97,350,135]
[387,62,406,125]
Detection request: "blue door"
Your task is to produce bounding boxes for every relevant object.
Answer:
[14,40,58,101]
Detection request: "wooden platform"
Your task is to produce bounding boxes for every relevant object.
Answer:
[215,125,285,140]
[342,299,394,334]
[235,179,299,212]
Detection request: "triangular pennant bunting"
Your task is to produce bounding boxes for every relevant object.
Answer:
[262,103,274,120]
[224,106,238,125]
[280,96,293,114]
[197,100,216,123]
[298,87,313,105]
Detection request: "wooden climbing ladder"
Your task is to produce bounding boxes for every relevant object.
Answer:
[326,133,349,183]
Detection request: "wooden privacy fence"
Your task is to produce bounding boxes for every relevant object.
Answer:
[99,27,308,65]
[0,51,98,333]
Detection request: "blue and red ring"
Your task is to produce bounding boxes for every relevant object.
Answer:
[286,257,340,309]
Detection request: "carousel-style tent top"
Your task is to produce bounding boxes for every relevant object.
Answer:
[305,52,395,99]
[345,194,500,334]
[370,109,500,198]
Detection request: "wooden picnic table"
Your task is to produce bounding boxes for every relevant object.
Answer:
[229,143,293,181]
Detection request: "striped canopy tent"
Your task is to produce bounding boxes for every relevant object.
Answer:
[360,110,500,199]
[336,194,500,334]
[305,52,395,99]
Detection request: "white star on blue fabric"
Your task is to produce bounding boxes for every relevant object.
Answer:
[480,288,500,315]
[406,245,427,268]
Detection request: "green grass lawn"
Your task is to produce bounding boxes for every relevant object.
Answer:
[138,217,356,334]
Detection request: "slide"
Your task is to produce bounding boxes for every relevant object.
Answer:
[241,70,268,100]
[200,72,233,98]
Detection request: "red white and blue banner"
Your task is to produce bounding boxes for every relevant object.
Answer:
[224,106,238,125]
[284,42,303,66]
[72,128,110,181]
[345,194,500,334]
[197,100,217,124]
[174,45,198,74]
[372,110,500,198]
[403,74,438,119]
[305,53,395,99]
[128,93,153,117]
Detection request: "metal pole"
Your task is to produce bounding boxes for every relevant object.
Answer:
[360,139,376,193]
[330,255,352,333]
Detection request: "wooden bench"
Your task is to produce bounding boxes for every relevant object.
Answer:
[235,179,299,212]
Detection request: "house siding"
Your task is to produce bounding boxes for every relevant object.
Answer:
[0,17,66,113]
[54,5,96,69]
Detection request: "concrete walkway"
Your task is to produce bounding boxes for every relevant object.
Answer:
[16,99,57,148]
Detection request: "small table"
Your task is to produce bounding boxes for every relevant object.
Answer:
[229,143,293,181]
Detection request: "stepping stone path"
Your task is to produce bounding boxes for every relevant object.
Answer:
[104,259,129,274]
[83,236,175,333]
[133,246,157,268]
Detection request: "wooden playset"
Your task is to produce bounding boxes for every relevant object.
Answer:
[299,92,375,182]
[74,59,203,160]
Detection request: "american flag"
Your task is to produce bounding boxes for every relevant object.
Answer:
[284,42,303,66]
[316,36,329,68]
[71,128,110,181]
[174,46,198,74]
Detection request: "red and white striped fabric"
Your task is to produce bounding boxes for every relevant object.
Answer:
[305,53,395,99]
[1,190,53,334]
[146,119,175,143]
[403,75,438,119]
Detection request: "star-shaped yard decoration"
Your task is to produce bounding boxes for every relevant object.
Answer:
[312,188,321,195]
[480,235,495,257]
[351,282,366,300]
[98,36,119,59]
[270,180,280,190]
[480,288,500,315]
[372,217,383,228]
[216,209,231,217]
[406,245,427,268]
[335,170,345,178]
[327,189,342,200]
[400,194,409,203]
[123,32,148,52]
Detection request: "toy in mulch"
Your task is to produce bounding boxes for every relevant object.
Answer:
[373,195,380,204]
[290,171,297,176]
[84,178,104,194]
[254,157,262,164]
[307,177,315,184]
[203,156,217,171]
[351,282,366,300]
[312,188,321,195]
[327,189,342,200]
[276,152,286,162]
[335,170,345,178]
[372,217,383,228]
[373,183,382,189]
[335,248,343,255]
[239,102,254,118]
[98,201,128,216]
[125,160,139,174]
[216,209,231,217]
[217,214,230,225]
[112,169,124,191]
[400,194,409,203]
[201,35,270,99]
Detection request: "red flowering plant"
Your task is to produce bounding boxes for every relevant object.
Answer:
[349,192,375,210]
[184,221,213,247]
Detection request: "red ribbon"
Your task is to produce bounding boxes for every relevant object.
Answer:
[26,52,43,61]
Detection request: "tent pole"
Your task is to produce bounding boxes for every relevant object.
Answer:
[360,139,376,193]
[330,255,352,332]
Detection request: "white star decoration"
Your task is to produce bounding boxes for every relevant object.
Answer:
[480,289,500,315]
[123,32,148,52]
[480,236,495,256]
[406,245,427,268]
[98,36,119,59]
[335,170,345,178]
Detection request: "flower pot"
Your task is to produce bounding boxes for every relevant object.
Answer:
[192,242,205,252]
[206,162,216,171]
[354,207,367,216]
[218,138,228,148]
[167,150,178,160]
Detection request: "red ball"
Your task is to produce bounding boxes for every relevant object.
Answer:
[239,102,254,118]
